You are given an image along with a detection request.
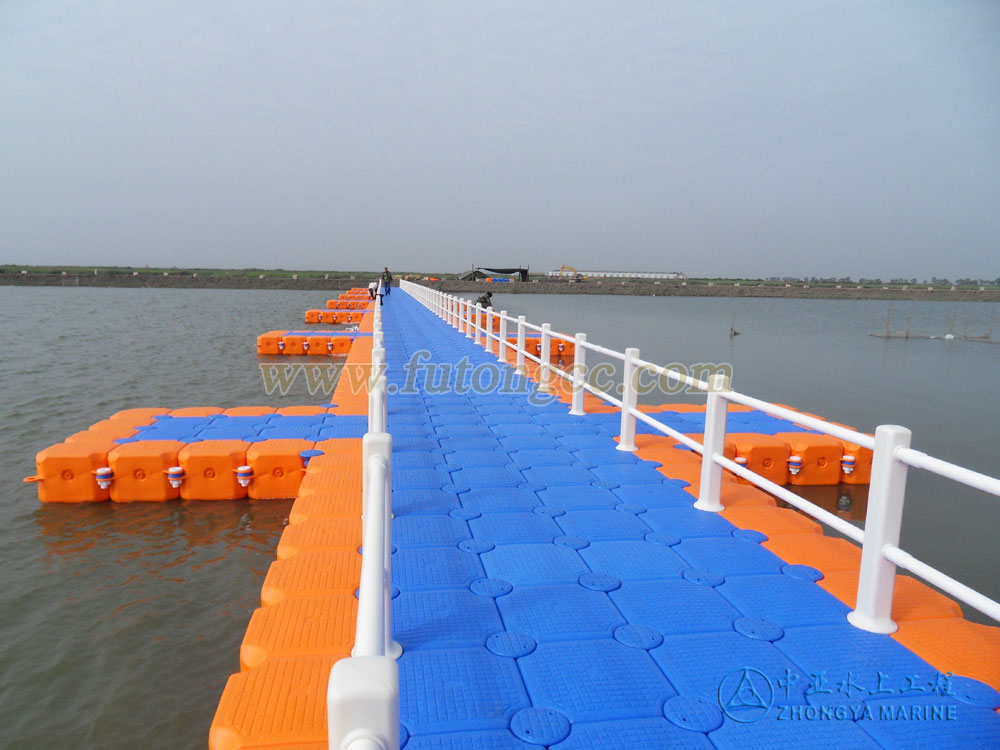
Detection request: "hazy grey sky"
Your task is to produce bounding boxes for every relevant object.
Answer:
[2,1,998,279]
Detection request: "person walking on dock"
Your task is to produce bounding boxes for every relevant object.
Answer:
[475,291,493,308]
[368,280,378,300]
[381,267,393,296]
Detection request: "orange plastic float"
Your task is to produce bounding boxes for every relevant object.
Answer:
[177,440,249,500]
[245,439,314,499]
[107,440,182,502]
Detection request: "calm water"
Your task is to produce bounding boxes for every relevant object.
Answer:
[1,287,997,748]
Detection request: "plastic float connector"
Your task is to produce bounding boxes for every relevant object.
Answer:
[167,466,185,488]
[841,454,856,475]
[787,455,803,476]
[236,465,253,487]
[278,340,285,351]
[302,341,310,352]
[327,340,334,353]
[735,456,747,468]
[95,467,114,489]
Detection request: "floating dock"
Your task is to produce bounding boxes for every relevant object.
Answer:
[27,286,1000,748]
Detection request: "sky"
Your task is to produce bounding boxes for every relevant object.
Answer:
[1,1,998,279]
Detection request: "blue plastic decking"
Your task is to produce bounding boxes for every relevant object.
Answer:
[382,292,1000,749]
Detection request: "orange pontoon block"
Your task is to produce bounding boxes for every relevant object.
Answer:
[306,336,329,356]
[282,335,308,356]
[276,517,363,559]
[245,439,313,499]
[818,571,962,622]
[893,618,1000,693]
[304,309,322,323]
[169,406,224,417]
[27,438,112,503]
[778,432,843,486]
[107,440,183,502]
[256,331,282,355]
[105,408,171,427]
[259,550,362,606]
[726,433,789,486]
[210,655,334,750]
[178,440,249,500]
[239,593,358,670]
[762,533,862,573]
[288,492,360,525]
[721,505,823,536]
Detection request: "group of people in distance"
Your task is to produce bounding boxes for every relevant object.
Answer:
[368,267,393,304]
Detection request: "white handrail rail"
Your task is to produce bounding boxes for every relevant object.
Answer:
[400,279,1000,630]
[327,304,400,750]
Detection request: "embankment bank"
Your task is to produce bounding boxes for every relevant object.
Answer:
[424,279,1000,303]
[3,272,1000,302]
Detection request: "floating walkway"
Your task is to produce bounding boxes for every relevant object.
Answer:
[26,286,1000,748]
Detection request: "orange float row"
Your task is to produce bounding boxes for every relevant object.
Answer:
[256,331,358,356]
[304,309,366,324]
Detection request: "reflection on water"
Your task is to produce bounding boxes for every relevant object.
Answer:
[791,483,870,524]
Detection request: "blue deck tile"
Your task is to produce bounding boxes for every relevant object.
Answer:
[537,485,620,509]
[555,509,651,542]
[579,540,688,581]
[394,452,445,469]
[590,464,667,485]
[718,575,851,627]
[551,718,715,750]
[394,468,452,490]
[450,467,526,489]
[469,512,563,544]
[393,590,503,650]
[571,448,642,466]
[459,488,542,513]
[651,631,810,705]
[405,731,537,750]
[860,695,1000,749]
[394,488,463,515]
[518,640,675,722]
[509,449,578,467]
[444,450,512,468]
[672,537,786,576]
[440,437,502,452]
[481,544,589,586]
[393,515,470,548]
[398,648,530,735]
[393,548,486,591]
[641,506,737,538]
[495,584,625,642]
[775,625,938,701]
[708,712,884,750]
[521,465,597,486]
[610,580,742,635]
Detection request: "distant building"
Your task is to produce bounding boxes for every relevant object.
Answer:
[546,269,687,280]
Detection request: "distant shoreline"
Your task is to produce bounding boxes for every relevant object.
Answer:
[3,272,999,302]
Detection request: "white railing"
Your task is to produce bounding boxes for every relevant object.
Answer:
[401,279,1000,632]
[327,302,401,750]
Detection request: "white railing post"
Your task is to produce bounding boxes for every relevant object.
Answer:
[465,300,474,338]
[694,372,731,511]
[538,323,552,392]
[848,424,912,634]
[570,333,587,415]
[449,297,457,328]
[474,304,483,345]
[497,311,508,363]
[485,307,494,353]
[516,315,527,375]
[617,347,640,451]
